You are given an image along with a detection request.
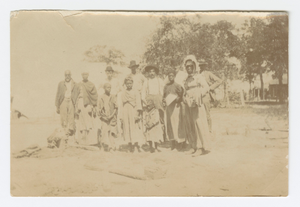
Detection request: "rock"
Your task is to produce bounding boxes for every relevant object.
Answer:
[12,145,41,158]
[47,128,67,149]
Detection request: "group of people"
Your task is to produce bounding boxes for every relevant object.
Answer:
[55,55,223,156]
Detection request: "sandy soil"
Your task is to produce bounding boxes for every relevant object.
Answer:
[10,105,288,197]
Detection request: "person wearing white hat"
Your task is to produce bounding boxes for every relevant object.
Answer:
[182,55,211,157]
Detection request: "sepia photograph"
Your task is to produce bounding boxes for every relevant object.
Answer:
[10,10,289,197]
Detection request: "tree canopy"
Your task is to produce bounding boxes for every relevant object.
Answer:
[143,14,288,103]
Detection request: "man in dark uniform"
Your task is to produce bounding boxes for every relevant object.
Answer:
[199,60,223,133]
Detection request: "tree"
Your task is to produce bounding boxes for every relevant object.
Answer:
[143,16,194,76]
[265,14,288,103]
[242,18,269,100]
[84,45,126,66]
[210,21,241,106]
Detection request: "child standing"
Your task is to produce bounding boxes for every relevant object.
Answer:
[144,98,164,153]
[98,83,118,152]
[120,76,144,153]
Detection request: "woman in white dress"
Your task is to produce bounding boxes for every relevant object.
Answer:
[183,55,211,157]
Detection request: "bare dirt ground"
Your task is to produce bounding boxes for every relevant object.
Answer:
[10,104,289,197]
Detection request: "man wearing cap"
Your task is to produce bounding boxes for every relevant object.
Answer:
[99,66,122,97]
[199,60,223,133]
[55,70,77,136]
[142,65,166,140]
[128,60,145,94]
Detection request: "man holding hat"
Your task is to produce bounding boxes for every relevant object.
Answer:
[199,59,223,133]
[142,65,166,140]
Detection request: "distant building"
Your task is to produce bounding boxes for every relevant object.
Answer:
[268,74,288,101]
[251,73,288,102]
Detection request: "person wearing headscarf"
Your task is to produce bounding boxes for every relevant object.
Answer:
[164,60,188,88]
[119,76,144,153]
[98,83,118,152]
[183,55,211,157]
[163,69,185,151]
[74,72,98,145]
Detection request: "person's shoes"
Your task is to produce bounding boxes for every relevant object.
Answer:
[185,148,196,155]
[192,148,204,157]
[132,147,138,154]
[177,142,184,152]
[170,140,176,151]
[128,143,133,153]
[155,148,161,153]
[150,147,155,153]
[202,149,210,155]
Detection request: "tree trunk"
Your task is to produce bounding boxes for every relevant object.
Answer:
[259,68,264,100]
[240,88,245,106]
[249,81,252,101]
[278,75,284,103]
[224,80,230,106]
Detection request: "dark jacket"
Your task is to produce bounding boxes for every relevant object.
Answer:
[55,79,76,108]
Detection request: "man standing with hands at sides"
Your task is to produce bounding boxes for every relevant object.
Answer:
[55,70,76,137]
[142,65,166,141]
[98,66,122,143]
[99,66,121,97]
[74,72,98,145]
[98,83,118,152]
[128,60,145,94]
[198,60,223,133]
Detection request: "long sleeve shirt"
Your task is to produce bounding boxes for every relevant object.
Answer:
[201,71,223,102]
[142,77,164,102]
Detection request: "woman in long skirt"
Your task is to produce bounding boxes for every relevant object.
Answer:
[163,70,185,151]
[119,76,144,153]
[183,55,211,157]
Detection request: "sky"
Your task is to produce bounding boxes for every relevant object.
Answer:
[11,11,272,118]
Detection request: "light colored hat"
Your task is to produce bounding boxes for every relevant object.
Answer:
[183,55,200,73]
